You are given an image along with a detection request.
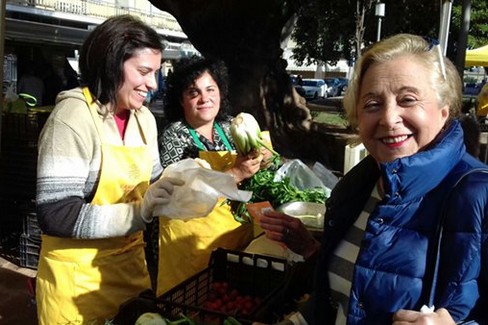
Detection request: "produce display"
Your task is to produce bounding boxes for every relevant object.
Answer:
[228,113,327,223]
[202,281,262,316]
[229,167,326,222]
[108,310,241,325]
[158,249,291,325]
[135,313,167,325]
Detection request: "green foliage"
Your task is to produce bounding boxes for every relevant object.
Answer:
[292,0,357,66]
[292,0,488,66]
[451,0,488,49]
[311,111,349,127]
[229,165,327,223]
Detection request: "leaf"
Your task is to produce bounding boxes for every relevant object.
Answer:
[229,163,327,223]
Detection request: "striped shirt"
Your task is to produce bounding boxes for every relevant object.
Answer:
[328,185,382,324]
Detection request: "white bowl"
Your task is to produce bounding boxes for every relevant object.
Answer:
[277,201,325,229]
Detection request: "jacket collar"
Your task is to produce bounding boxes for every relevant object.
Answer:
[380,119,465,203]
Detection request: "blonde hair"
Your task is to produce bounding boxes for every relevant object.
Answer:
[343,33,462,130]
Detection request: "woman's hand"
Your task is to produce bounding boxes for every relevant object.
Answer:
[228,152,263,183]
[392,308,456,325]
[259,210,320,259]
[259,146,274,168]
[141,177,185,222]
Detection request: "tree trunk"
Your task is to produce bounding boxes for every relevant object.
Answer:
[150,0,346,171]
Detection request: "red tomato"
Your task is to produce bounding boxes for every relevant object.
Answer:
[229,289,239,299]
[213,299,222,309]
[244,300,254,311]
[226,301,236,311]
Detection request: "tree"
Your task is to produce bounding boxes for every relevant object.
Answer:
[292,0,441,64]
[291,0,359,66]
[451,0,488,50]
[149,0,347,170]
[292,0,488,68]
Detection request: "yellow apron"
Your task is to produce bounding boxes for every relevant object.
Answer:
[36,88,153,325]
[156,148,253,296]
[477,83,488,118]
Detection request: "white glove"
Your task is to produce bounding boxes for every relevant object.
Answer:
[141,177,184,222]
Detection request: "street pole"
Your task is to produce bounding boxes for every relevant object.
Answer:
[439,0,453,56]
[376,17,382,42]
[455,0,471,81]
[375,2,385,42]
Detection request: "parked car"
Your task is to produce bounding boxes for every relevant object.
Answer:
[337,77,349,95]
[464,82,483,96]
[324,77,341,97]
[301,78,327,99]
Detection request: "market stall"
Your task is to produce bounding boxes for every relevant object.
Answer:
[465,44,488,67]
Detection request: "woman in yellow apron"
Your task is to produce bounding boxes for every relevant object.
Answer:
[477,82,488,120]
[155,56,273,295]
[35,16,183,324]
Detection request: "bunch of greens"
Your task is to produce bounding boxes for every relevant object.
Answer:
[229,162,327,223]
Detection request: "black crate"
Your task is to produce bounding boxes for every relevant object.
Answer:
[480,123,488,133]
[156,248,293,325]
[19,233,40,270]
[23,212,41,242]
[1,111,50,142]
[1,199,35,241]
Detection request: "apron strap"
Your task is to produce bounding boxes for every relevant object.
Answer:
[82,87,105,142]
[188,122,233,152]
[215,123,233,151]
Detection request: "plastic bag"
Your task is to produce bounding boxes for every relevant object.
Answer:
[3,83,19,113]
[274,159,331,196]
[154,158,252,220]
[312,161,339,189]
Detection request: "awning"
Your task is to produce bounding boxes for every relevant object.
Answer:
[465,45,488,67]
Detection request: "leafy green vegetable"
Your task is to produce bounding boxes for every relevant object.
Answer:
[229,164,327,223]
[135,312,167,325]
[167,313,196,325]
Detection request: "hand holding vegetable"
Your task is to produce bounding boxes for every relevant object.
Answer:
[228,152,263,183]
[260,210,320,259]
[141,177,185,222]
[259,146,274,169]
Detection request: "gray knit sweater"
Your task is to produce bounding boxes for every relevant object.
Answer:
[36,88,163,239]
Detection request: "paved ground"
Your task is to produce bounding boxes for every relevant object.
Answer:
[0,250,38,325]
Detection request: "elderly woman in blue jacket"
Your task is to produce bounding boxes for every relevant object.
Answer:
[259,33,488,324]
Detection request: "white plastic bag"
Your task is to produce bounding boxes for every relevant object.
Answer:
[154,158,252,220]
[274,159,331,195]
[4,83,19,103]
[312,161,339,189]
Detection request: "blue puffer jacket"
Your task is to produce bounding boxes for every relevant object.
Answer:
[310,120,488,324]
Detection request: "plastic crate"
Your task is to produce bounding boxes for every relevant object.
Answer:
[19,233,40,270]
[23,212,41,242]
[157,248,294,325]
[1,111,50,142]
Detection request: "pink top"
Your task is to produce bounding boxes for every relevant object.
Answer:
[114,110,129,140]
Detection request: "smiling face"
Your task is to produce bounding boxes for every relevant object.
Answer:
[356,55,449,164]
[181,71,221,129]
[116,48,161,113]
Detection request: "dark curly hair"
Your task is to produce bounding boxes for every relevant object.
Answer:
[78,15,162,110]
[164,55,232,122]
